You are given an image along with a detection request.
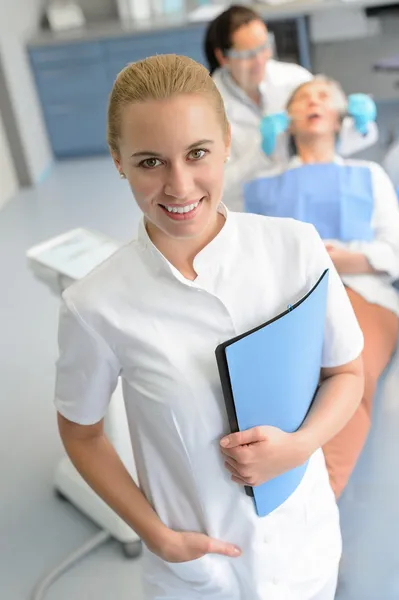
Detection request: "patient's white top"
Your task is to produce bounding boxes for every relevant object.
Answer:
[55,206,363,600]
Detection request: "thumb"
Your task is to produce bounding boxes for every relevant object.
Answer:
[205,536,241,558]
[220,426,267,449]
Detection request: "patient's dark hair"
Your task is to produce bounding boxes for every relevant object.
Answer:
[204,5,263,74]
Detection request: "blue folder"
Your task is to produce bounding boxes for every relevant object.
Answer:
[215,269,329,517]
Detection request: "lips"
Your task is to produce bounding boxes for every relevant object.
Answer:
[307,112,322,121]
[160,200,200,215]
[159,198,204,221]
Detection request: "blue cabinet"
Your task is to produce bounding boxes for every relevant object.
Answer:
[28,24,207,158]
[103,26,206,85]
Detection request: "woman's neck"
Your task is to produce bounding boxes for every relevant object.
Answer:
[146,211,225,281]
[296,137,336,164]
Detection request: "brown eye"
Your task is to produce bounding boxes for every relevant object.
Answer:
[140,158,162,169]
[188,149,207,161]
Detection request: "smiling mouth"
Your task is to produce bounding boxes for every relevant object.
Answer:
[159,198,204,221]
[160,200,201,214]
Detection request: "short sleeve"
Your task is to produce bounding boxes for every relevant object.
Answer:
[346,163,399,279]
[54,299,120,425]
[306,224,364,368]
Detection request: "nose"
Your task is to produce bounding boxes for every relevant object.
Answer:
[307,93,319,108]
[163,162,194,200]
[254,52,265,67]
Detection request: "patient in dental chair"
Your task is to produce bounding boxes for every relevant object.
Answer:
[244,76,399,498]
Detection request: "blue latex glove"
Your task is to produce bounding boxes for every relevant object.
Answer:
[347,94,377,136]
[260,112,290,156]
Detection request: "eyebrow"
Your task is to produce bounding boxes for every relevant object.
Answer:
[130,139,214,158]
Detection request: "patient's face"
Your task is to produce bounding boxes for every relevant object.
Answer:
[288,81,342,139]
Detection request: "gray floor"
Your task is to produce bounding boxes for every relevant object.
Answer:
[0,157,144,600]
[1,152,399,600]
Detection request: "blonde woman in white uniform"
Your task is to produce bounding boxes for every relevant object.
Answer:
[55,55,364,600]
[204,5,379,211]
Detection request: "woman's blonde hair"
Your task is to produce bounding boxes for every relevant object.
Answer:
[107,54,229,155]
[286,75,348,120]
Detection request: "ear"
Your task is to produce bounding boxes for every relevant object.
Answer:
[334,114,344,134]
[225,122,232,150]
[215,48,228,68]
[111,152,123,175]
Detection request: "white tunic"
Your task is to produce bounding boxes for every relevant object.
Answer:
[55,207,363,600]
[213,61,379,212]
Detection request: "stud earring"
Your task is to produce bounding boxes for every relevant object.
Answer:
[224,156,231,164]
[120,172,126,179]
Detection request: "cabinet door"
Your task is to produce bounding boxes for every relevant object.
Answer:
[29,42,103,67]
[34,63,109,104]
[44,102,108,157]
[29,42,110,157]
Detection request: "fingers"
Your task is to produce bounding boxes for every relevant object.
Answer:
[224,458,258,486]
[221,443,252,461]
[206,537,241,557]
[231,475,252,487]
[224,459,252,480]
[224,459,243,478]
[223,455,239,469]
[220,426,267,449]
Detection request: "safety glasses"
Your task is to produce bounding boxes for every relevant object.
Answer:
[225,40,271,61]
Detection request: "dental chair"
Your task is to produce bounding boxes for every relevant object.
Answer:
[27,229,142,559]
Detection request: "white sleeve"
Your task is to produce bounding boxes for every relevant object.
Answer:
[223,124,272,211]
[346,163,399,279]
[383,140,399,189]
[339,118,378,157]
[54,299,120,425]
[306,224,364,368]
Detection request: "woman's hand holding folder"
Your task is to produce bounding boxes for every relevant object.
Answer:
[220,425,308,487]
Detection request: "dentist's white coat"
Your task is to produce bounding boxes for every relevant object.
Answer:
[213,60,378,211]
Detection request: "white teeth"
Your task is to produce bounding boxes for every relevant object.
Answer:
[165,201,200,214]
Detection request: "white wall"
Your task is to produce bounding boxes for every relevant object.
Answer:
[79,0,117,20]
[0,1,53,185]
[0,111,17,208]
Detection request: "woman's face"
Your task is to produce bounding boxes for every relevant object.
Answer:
[221,20,271,91]
[114,94,230,241]
[288,81,343,140]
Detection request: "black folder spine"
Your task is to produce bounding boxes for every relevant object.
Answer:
[215,345,254,497]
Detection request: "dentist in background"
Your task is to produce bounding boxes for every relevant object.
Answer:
[204,4,379,210]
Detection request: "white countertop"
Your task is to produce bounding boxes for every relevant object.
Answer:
[27,0,399,47]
